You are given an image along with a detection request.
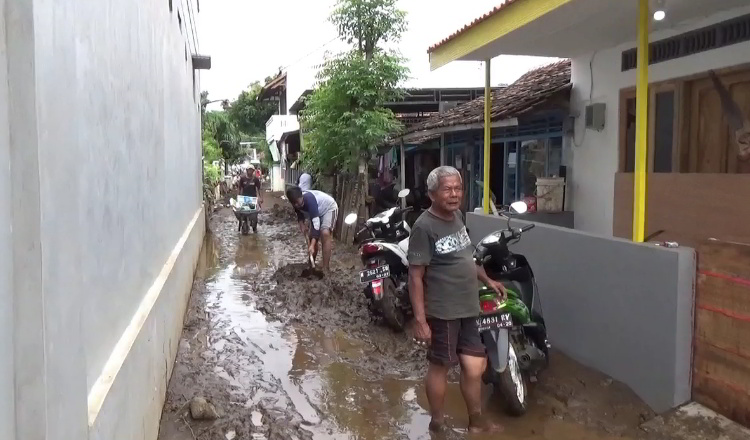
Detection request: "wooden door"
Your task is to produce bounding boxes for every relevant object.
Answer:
[687,70,750,173]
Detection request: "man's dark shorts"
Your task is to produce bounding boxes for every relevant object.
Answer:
[427,317,485,366]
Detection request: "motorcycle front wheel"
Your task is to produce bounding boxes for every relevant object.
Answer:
[494,344,528,416]
[241,220,250,235]
[378,278,406,332]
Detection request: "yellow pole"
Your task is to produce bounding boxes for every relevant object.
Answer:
[632,0,649,242]
[483,59,491,214]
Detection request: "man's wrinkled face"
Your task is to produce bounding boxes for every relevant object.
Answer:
[429,175,463,213]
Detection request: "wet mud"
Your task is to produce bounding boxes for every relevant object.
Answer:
[158,195,741,440]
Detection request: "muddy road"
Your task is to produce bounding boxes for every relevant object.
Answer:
[157,196,738,440]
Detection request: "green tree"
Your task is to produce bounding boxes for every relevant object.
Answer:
[227,81,277,137]
[302,0,408,176]
[203,111,243,173]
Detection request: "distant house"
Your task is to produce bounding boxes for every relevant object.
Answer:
[392,61,572,224]
[258,72,300,191]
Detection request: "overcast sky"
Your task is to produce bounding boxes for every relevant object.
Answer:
[198,0,557,109]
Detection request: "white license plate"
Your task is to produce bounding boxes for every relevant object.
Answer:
[477,312,513,332]
[360,265,390,283]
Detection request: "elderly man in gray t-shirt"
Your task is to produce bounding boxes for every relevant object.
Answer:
[408,166,506,435]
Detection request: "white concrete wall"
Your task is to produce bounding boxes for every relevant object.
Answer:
[0,1,16,439]
[569,5,750,236]
[265,114,300,143]
[2,0,203,439]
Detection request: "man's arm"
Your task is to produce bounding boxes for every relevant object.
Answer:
[476,264,507,299]
[255,178,263,203]
[476,264,492,285]
[407,225,433,342]
[409,265,428,324]
[303,192,322,241]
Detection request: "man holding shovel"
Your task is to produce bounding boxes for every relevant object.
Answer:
[286,186,338,275]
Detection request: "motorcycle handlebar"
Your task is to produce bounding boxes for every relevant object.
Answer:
[521,224,535,233]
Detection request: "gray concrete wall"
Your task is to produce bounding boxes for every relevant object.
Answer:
[467,213,696,413]
[2,0,203,438]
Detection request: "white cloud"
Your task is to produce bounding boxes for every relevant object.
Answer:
[198,0,558,109]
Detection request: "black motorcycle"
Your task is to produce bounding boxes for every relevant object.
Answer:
[472,201,549,416]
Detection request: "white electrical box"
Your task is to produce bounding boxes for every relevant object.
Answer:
[585,103,606,131]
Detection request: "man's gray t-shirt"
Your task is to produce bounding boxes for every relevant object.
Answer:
[408,210,480,320]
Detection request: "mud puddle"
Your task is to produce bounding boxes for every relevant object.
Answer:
[157,196,722,440]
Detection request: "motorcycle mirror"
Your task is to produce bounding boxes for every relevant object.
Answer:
[397,188,410,198]
[344,213,358,225]
[510,201,528,215]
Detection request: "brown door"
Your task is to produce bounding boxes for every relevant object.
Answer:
[687,70,750,174]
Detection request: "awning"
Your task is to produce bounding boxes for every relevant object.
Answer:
[428,0,749,69]
[268,141,280,162]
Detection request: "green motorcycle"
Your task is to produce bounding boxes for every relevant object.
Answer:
[473,201,549,416]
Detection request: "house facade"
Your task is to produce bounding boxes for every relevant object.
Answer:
[570,5,750,243]
[426,0,750,426]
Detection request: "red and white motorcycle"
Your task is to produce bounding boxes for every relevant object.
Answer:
[344,189,412,331]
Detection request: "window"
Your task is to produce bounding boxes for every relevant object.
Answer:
[619,85,677,173]
[653,91,675,172]
[619,67,750,174]
[502,136,564,204]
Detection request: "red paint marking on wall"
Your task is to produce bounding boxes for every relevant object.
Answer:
[699,270,750,288]
[696,337,750,361]
[694,372,750,396]
[697,304,750,323]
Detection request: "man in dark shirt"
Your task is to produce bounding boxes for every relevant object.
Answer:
[408,166,505,435]
[238,166,263,203]
[286,186,338,273]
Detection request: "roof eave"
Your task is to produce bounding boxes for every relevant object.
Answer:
[428,0,574,70]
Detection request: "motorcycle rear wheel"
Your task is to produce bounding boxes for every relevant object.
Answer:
[494,344,528,416]
[379,278,406,332]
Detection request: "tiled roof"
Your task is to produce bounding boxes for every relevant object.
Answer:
[401,60,571,136]
[428,1,521,53]
[258,72,287,101]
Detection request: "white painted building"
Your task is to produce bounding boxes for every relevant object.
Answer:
[425,0,750,424]
[0,1,204,439]
[567,3,750,237]
[427,0,750,245]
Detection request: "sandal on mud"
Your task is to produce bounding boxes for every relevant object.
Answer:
[467,413,503,434]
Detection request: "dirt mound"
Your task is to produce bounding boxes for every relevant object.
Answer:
[269,202,296,219]
[261,263,373,331]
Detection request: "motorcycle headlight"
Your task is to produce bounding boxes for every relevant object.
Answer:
[481,233,500,245]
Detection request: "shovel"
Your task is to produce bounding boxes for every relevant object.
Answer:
[301,234,324,278]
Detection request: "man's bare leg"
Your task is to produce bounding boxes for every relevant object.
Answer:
[459,354,502,433]
[321,229,333,272]
[425,363,449,431]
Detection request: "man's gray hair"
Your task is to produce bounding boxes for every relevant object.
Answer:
[426,166,462,192]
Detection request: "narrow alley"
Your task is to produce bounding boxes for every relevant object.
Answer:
[156,197,745,440]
